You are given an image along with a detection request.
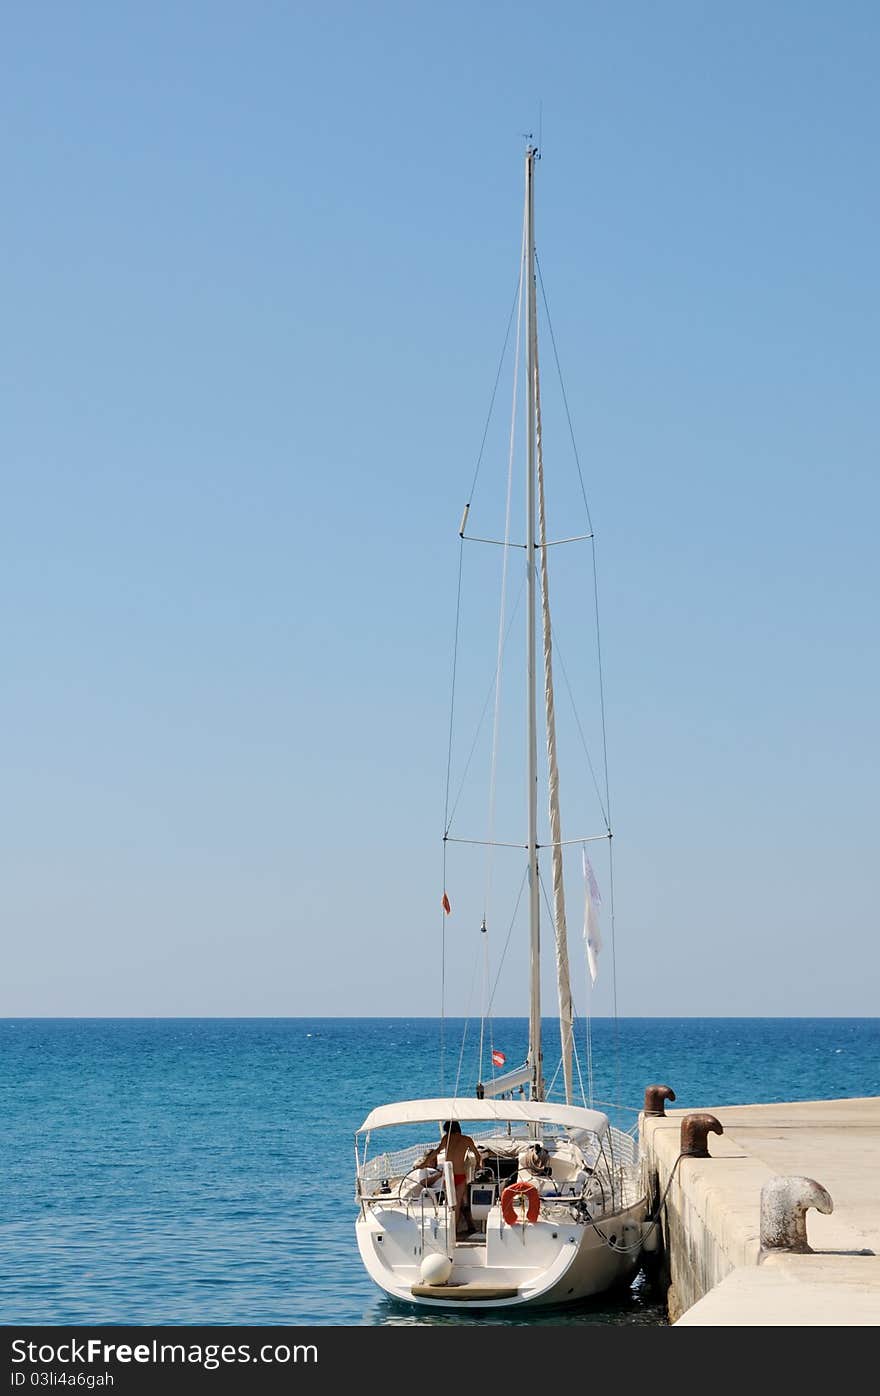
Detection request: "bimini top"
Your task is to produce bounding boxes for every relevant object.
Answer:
[357,1097,609,1136]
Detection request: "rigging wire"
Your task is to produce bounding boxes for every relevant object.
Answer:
[485,868,529,1019]
[477,916,491,1090]
[535,255,593,534]
[475,197,528,1085]
[465,281,522,510]
[536,255,611,822]
[439,547,462,1090]
[439,280,522,1090]
[483,209,527,930]
[591,544,612,831]
[571,1031,588,1109]
[549,620,609,832]
[443,281,522,842]
[468,865,529,1101]
[544,1021,589,1108]
[584,971,595,1108]
[453,938,485,1101]
[607,832,621,1110]
[440,212,623,1110]
[538,868,593,1107]
[538,870,569,1100]
[442,546,465,842]
[439,840,448,1092]
[444,572,525,837]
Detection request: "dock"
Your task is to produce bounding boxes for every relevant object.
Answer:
[639,1095,880,1325]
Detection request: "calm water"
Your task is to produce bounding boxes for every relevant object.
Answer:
[1,1017,877,1326]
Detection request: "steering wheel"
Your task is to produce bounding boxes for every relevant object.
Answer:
[572,1172,606,1220]
[396,1168,442,1204]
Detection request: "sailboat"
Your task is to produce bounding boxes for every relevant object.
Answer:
[354,146,648,1310]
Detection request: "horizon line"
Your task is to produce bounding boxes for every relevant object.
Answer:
[0,1014,876,1022]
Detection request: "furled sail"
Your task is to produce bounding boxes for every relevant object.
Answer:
[534,330,574,1105]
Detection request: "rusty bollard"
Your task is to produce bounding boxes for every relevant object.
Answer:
[760,1176,833,1254]
[680,1112,723,1158]
[644,1084,676,1117]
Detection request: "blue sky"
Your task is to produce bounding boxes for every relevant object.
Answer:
[1,2,877,1017]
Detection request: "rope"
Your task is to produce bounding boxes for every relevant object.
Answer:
[589,1098,642,1115]
[589,1152,686,1255]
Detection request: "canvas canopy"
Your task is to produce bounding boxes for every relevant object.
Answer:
[356,1096,609,1136]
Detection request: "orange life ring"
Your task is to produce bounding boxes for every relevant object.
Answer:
[501,1181,540,1226]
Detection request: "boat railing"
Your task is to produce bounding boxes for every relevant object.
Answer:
[356,1126,641,1219]
[358,1130,634,1183]
[607,1125,638,1169]
[358,1142,432,1187]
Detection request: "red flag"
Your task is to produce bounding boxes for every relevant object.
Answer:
[441,892,451,915]
[491,1049,506,1068]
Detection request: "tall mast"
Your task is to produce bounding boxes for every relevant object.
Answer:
[525,145,543,1101]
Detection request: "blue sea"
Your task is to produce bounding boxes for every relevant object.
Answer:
[1,1018,877,1326]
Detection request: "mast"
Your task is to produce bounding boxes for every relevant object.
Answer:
[525,145,543,1101]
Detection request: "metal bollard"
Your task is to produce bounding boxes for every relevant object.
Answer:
[643,1084,676,1117]
[680,1112,723,1158]
[760,1176,833,1254]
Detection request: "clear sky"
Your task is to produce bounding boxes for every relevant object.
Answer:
[2,2,877,1018]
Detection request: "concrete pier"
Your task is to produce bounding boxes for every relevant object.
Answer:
[640,1096,880,1325]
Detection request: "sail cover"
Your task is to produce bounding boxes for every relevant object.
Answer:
[533,332,575,1105]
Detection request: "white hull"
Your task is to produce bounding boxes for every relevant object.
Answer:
[356,1195,648,1311]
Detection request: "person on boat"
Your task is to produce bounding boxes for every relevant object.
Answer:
[394,1145,444,1201]
[409,1145,443,1191]
[438,1120,483,1237]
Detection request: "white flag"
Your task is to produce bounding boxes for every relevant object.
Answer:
[583,848,602,986]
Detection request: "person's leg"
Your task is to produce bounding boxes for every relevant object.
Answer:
[458,1180,477,1235]
[460,1192,475,1235]
[458,1178,472,1234]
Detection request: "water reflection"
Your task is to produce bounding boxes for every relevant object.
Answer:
[363,1269,668,1327]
